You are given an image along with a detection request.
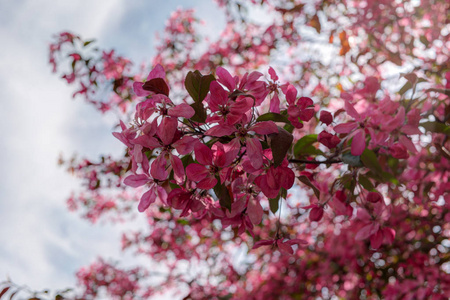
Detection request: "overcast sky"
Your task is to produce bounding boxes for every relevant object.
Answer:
[0,0,224,294]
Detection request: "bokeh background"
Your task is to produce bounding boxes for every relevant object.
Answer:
[0,0,224,291]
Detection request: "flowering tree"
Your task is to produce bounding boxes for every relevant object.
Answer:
[2,0,450,299]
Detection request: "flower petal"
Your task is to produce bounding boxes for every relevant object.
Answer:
[194,143,213,166]
[216,66,236,91]
[186,163,209,181]
[205,125,236,137]
[351,129,366,156]
[246,137,263,170]
[251,121,278,135]
[124,174,149,187]
[247,197,263,225]
[168,103,195,118]
[138,188,157,212]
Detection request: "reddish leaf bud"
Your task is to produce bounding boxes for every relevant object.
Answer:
[309,206,324,222]
[320,110,333,125]
[367,191,383,203]
[318,131,341,149]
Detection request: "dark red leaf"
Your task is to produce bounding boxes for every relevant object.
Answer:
[142,78,169,96]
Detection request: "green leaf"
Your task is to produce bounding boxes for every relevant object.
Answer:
[256,112,291,123]
[399,81,412,95]
[420,121,450,135]
[294,134,318,157]
[419,35,429,46]
[269,195,280,214]
[269,127,293,167]
[300,145,324,156]
[298,175,320,199]
[341,152,363,167]
[214,182,233,211]
[177,219,190,225]
[181,154,194,168]
[83,39,95,47]
[360,149,383,174]
[283,123,295,133]
[358,175,374,191]
[190,102,207,123]
[184,71,215,103]
[380,171,399,185]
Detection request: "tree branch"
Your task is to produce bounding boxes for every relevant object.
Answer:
[288,159,342,165]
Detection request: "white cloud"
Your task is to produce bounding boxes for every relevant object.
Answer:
[0,0,130,292]
[0,0,226,296]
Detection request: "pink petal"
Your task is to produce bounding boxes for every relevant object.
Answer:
[172,136,198,155]
[334,122,358,134]
[355,223,379,241]
[138,189,157,212]
[133,81,150,97]
[277,240,294,255]
[285,84,297,105]
[297,97,313,110]
[401,125,421,135]
[268,67,278,81]
[216,66,236,91]
[150,155,169,180]
[247,197,263,225]
[345,100,361,120]
[186,163,209,181]
[214,139,240,168]
[157,117,177,145]
[285,238,308,246]
[320,111,333,125]
[266,168,279,190]
[124,174,149,187]
[269,93,280,113]
[146,64,166,80]
[246,137,263,170]
[197,175,218,189]
[243,71,263,87]
[170,154,185,184]
[168,189,189,210]
[156,186,168,204]
[382,227,396,244]
[168,103,195,118]
[252,239,274,249]
[370,229,384,249]
[209,81,228,110]
[367,191,383,203]
[251,121,278,135]
[113,132,132,148]
[356,208,372,222]
[351,129,366,156]
[278,166,295,189]
[205,125,236,137]
[255,175,279,199]
[133,144,143,163]
[132,135,160,149]
[399,135,417,154]
[229,98,253,121]
[194,143,213,166]
[299,108,315,122]
[309,206,324,222]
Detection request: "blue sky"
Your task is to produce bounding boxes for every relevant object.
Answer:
[0,0,224,293]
